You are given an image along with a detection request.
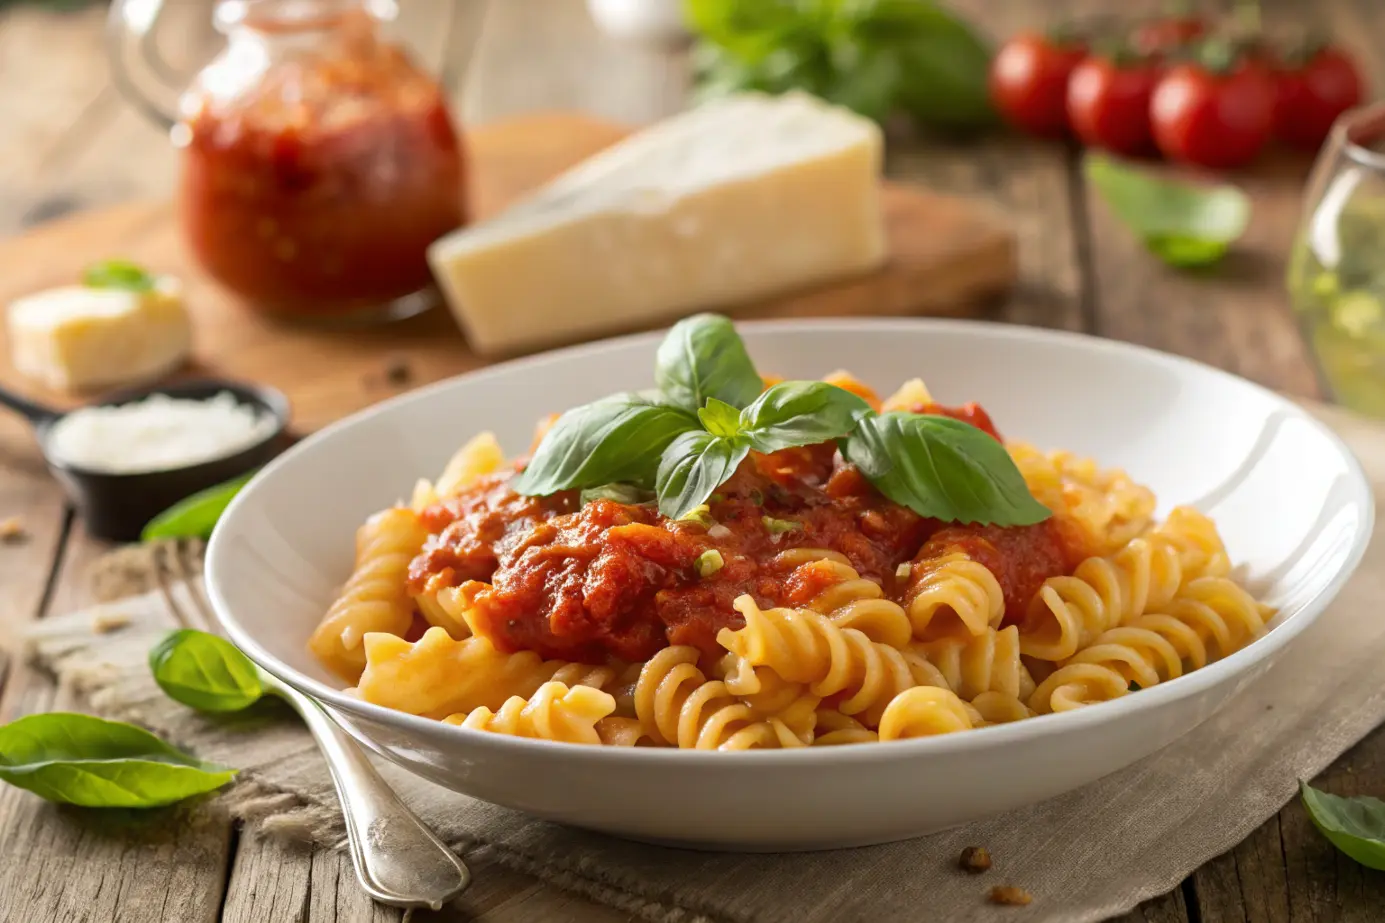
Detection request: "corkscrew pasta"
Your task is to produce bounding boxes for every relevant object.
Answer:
[314,371,1274,748]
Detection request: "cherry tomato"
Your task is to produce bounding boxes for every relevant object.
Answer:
[990,31,1088,136]
[1151,59,1278,169]
[1274,45,1364,151]
[1066,54,1161,155]
[1133,15,1207,56]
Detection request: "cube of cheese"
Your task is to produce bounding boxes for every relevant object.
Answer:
[429,92,887,355]
[8,277,191,391]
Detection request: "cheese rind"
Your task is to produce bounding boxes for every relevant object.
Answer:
[8,278,191,391]
[429,92,886,354]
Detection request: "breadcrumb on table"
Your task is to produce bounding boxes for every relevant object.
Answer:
[988,885,1033,906]
[0,516,26,544]
[959,846,992,874]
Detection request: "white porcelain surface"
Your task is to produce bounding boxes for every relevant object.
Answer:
[205,319,1374,851]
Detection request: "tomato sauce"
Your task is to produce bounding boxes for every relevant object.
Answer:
[410,402,1086,663]
[177,10,465,317]
[910,517,1095,627]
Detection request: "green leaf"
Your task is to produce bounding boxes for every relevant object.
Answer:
[656,431,750,519]
[514,394,698,495]
[141,471,255,542]
[1300,781,1385,870]
[888,7,996,130]
[82,259,156,293]
[654,314,764,413]
[740,381,873,454]
[0,713,236,808]
[762,515,803,535]
[149,630,264,713]
[1086,154,1250,269]
[844,412,1051,525]
[580,484,657,506]
[698,397,744,438]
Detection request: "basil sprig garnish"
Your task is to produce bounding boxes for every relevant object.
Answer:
[655,313,763,412]
[515,313,1050,526]
[844,413,1051,525]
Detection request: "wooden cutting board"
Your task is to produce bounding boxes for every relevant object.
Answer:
[0,112,1015,437]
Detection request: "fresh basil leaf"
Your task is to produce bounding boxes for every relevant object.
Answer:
[740,381,872,453]
[580,484,656,506]
[1301,781,1385,870]
[656,431,750,519]
[141,471,255,542]
[0,713,236,808]
[683,0,800,62]
[82,259,156,292]
[844,412,1050,525]
[859,0,996,130]
[655,314,763,413]
[698,397,744,438]
[1086,154,1250,269]
[514,394,698,495]
[149,629,264,713]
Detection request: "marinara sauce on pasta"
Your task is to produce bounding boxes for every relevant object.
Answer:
[405,401,1092,664]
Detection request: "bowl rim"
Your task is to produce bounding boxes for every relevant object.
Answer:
[206,317,1375,765]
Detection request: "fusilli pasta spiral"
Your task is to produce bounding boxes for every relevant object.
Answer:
[1020,512,1233,662]
[718,596,940,726]
[902,552,1005,641]
[309,507,429,682]
[634,646,814,750]
[356,626,617,719]
[915,625,1034,700]
[877,686,976,740]
[443,681,615,744]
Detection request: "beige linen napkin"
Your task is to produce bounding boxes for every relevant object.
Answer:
[20,401,1385,923]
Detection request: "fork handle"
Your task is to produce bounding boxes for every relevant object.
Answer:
[271,681,471,910]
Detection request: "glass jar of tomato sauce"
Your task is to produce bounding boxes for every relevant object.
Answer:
[109,0,468,322]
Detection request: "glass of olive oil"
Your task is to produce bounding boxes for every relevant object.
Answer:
[1291,102,1385,417]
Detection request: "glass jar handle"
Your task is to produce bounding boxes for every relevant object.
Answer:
[106,0,182,131]
[436,0,489,99]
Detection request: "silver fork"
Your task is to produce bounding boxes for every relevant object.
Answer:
[151,541,471,911]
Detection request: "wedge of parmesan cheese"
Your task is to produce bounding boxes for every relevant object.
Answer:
[429,92,887,354]
[8,277,191,392]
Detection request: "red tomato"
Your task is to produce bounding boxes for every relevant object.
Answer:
[1274,46,1364,151]
[990,31,1088,136]
[1133,16,1207,56]
[1151,60,1278,169]
[1066,55,1161,155]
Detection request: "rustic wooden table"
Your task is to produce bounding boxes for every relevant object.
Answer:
[1,0,1383,920]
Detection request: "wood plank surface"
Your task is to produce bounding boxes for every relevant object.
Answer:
[0,0,1382,922]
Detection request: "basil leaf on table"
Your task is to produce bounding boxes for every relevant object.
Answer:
[655,313,764,413]
[1300,781,1385,870]
[0,713,236,808]
[1086,154,1250,269]
[740,381,873,454]
[514,394,698,495]
[844,413,1051,525]
[141,471,255,542]
[149,629,265,713]
[82,259,156,293]
[656,430,751,519]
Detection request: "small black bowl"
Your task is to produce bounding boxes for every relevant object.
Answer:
[2,380,290,542]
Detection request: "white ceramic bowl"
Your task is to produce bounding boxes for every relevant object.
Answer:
[206,319,1373,851]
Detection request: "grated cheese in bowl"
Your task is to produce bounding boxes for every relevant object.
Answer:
[45,391,278,475]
